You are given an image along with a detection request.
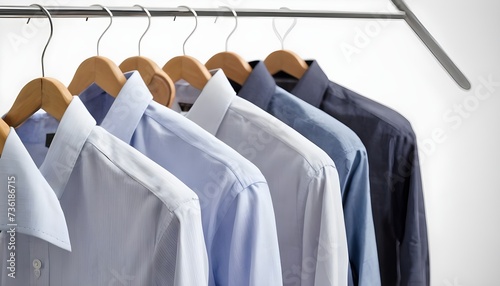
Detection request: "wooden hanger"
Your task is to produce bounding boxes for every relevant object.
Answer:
[162,6,211,91]
[0,119,11,156]
[121,56,176,107]
[3,5,72,140]
[119,5,175,107]
[264,49,308,79]
[163,56,211,91]
[206,52,251,85]
[205,7,252,85]
[263,9,308,79]
[68,56,126,97]
[4,78,72,128]
[68,5,126,98]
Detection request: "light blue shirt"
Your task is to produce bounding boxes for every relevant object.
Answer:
[78,71,283,286]
[235,61,380,286]
[0,97,209,285]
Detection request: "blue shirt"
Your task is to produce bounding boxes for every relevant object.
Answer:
[234,61,380,286]
[78,71,283,286]
[1,97,208,285]
[273,60,429,286]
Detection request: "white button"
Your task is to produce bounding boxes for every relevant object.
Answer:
[33,259,42,269]
[33,259,42,279]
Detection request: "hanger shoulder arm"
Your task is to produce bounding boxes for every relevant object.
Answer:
[120,56,176,106]
[42,77,73,121]
[4,77,72,127]
[4,78,43,127]
[68,56,126,97]
[206,51,252,85]
[120,56,156,82]
[264,50,308,79]
[163,55,211,91]
[68,57,96,96]
[95,56,127,97]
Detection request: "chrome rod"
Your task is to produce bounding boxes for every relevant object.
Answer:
[391,0,470,90]
[0,6,406,19]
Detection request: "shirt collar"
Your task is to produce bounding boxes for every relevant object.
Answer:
[276,60,330,108]
[39,97,95,199]
[0,128,71,251]
[236,61,276,110]
[79,71,153,144]
[184,69,236,135]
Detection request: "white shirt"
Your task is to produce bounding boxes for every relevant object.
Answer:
[0,98,209,285]
[78,71,283,286]
[174,70,349,286]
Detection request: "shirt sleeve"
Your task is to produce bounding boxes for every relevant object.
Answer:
[394,140,429,286]
[342,149,381,286]
[303,165,349,286]
[211,182,283,286]
[153,199,209,286]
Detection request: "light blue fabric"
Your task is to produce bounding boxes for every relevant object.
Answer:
[78,71,283,286]
[237,62,380,286]
[0,128,71,251]
[1,97,208,285]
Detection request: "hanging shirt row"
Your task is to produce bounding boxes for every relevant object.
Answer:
[0,54,429,285]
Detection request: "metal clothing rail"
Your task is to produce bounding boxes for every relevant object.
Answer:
[0,1,471,90]
[0,7,406,19]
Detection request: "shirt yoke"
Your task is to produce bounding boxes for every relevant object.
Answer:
[143,102,269,191]
[229,97,337,174]
[86,126,199,213]
[329,83,417,141]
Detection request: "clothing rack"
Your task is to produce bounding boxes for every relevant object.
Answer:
[0,1,470,90]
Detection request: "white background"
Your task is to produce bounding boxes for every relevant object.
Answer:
[1,0,499,285]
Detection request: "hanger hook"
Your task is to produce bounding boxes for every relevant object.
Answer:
[30,4,53,77]
[91,4,113,56]
[177,6,198,56]
[214,6,238,52]
[272,7,297,50]
[134,5,152,56]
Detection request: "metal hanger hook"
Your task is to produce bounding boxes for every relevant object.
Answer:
[134,5,151,56]
[177,6,198,56]
[214,6,238,52]
[272,7,297,50]
[30,4,53,77]
[91,5,113,56]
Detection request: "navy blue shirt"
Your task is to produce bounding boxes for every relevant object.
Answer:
[272,60,430,286]
[233,61,381,286]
